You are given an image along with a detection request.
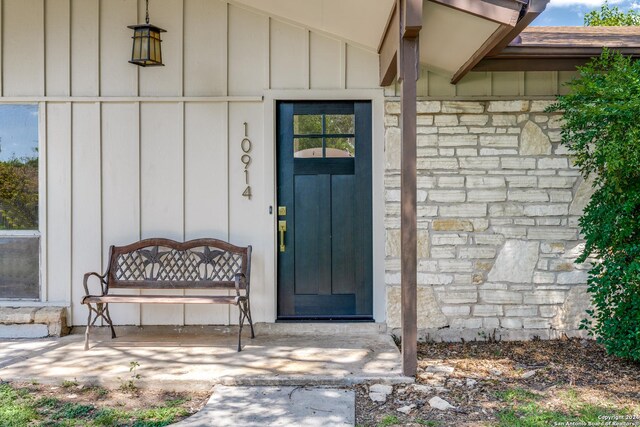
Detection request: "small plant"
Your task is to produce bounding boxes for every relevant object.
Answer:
[415,419,440,426]
[118,361,141,393]
[378,414,400,427]
[61,379,78,388]
[93,386,109,398]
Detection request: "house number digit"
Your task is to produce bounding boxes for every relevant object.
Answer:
[241,123,252,200]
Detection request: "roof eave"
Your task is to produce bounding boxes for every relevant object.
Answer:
[446,0,553,84]
[377,0,537,86]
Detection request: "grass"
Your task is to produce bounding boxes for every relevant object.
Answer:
[0,382,192,427]
[378,414,399,426]
[0,383,37,427]
[415,419,441,426]
[495,386,636,427]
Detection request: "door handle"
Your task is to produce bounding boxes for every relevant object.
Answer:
[278,220,287,252]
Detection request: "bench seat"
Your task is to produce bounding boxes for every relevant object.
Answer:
[82,295,243,305]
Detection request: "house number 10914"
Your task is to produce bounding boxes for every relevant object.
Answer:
[241,122,252,199]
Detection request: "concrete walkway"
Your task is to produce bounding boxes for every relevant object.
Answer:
[174,385,355,427]
[0,324,410,390]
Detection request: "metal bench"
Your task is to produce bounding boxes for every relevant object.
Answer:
[81,238,254,351]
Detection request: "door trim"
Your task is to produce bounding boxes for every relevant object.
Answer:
[262,89,387,323]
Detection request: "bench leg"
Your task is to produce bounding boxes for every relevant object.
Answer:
[84,306,92,351]
[237,303,245,352]
[245,300,255,339]
[104,304,117,339]
[84,302,117,351]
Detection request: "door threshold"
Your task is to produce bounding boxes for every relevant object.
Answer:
[276,317,374,323]
[261,321,387,336]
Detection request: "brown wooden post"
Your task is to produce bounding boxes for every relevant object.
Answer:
[398,0,421,377]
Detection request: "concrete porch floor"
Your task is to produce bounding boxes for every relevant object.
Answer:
[0,324,411,391]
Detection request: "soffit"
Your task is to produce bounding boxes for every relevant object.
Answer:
[420,1,503,76]
[228,0,395,50]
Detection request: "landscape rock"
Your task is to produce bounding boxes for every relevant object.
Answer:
[369,384,393,395]
[411,384,433,394]
[426,365,455,375]
[490,369,503,376]
[418,375,446,387]
[397,404,416,414]
[429,396,455,411]
[466,379,477,387]
[369,392,387,403]
[521,370,536,379]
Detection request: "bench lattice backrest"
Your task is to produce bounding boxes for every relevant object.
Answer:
[106,238,251,291]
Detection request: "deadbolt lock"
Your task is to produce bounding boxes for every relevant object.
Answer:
[278,206,287,216]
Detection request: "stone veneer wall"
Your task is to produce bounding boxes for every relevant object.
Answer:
[384,99,594,341]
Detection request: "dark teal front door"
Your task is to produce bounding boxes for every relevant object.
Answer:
[277,101,372,320]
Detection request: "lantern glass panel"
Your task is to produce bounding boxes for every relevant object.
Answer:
[150,36,155,63]
[140,33,149,62]
[132,35,141,61]
[154,38,162,63]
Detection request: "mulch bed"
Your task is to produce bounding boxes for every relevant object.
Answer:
[355,338,640,426]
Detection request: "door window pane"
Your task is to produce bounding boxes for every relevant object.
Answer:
[292,112,356,158]
[294,137,323,158]
[294,114,322,135]
[326,138,355,158]
[325,115,354,135]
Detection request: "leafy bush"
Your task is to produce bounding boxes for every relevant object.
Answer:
[548,50,640,360]
[584,1,640,26]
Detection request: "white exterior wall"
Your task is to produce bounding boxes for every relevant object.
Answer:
[0,0,580,329]
[0,0,383,326]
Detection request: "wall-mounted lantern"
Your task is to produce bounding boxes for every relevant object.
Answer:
[128,0,165,67]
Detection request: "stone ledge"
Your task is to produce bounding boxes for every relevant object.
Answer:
[0,306,69,337]
[390,327,590,343]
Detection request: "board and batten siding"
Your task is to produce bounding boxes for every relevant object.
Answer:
[0,0,383,326]
[0,0,572,326]
[384,68,578,98]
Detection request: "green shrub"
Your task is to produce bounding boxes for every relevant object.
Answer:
[548,49,640,360]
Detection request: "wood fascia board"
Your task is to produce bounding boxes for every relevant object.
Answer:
[486,45,640,57]
[474,46,640,71]
[378,2,399,86]
[487,0,551,56]
[427,0,522,25]
[450,22,516,84]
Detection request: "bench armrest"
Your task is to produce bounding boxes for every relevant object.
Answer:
[234,273,247,298]
[83,272,107,296]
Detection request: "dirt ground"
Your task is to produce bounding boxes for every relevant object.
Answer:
[355,338,640,427]
[0,380,210,426]
[14,381,209,415]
